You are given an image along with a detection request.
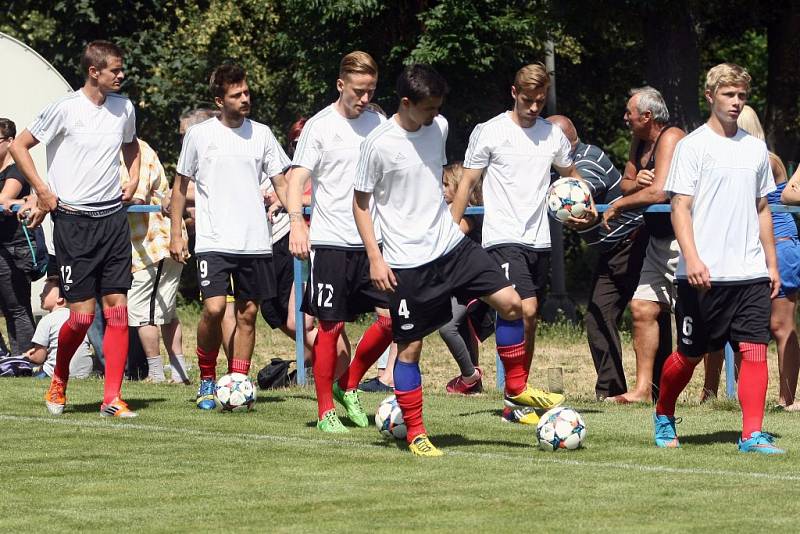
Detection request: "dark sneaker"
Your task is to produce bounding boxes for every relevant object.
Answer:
[358,376,393,393]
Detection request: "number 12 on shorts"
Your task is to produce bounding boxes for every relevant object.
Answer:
[398,299,410,319]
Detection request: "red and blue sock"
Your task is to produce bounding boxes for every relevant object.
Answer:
[394,360,425,443]
[496,317,527,396]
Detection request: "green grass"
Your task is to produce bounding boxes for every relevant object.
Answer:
[2,377,800,532]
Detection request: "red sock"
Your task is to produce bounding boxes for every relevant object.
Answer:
[739,342,768,439]
[655,351,699,417]
[339,315,392,391]
[230,358,251,375]
[395,386,426,443]
[197,346,219,380]
[102,306,129,405]
[498,341,527,396]
[53,310,95,383]
[314,321,343,419]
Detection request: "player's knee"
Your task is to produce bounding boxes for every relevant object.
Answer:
[202,301,227,322]
[631,299,660,322]
[496,297,522,322]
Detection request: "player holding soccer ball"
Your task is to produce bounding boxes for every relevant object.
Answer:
[354,65,523,456]
[450,63,596,424]
[11,41,141,417]
[286,52,393,433]
[169,64,291,410]
[654,63,784,454]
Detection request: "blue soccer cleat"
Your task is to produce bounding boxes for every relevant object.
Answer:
[196,378,217,410]
[653,413,680,448]
[738,432,785,455]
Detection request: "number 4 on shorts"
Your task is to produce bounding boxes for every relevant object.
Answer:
[398,299,410,319]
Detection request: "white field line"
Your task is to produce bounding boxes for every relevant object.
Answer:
[1,414,796,482]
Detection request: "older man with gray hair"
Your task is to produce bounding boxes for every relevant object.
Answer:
[601,87,686,403]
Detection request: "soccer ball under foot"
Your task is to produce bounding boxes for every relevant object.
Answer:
[215,373,257,412]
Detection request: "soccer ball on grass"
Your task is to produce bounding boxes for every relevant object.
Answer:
[215,373,257,411]
[375,395,407,440]
[546,178,592,223]
[535,407,586,451]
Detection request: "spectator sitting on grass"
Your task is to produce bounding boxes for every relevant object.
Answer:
[25,276,93,379]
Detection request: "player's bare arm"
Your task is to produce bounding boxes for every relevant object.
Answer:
[168,173,189,263]
[603,128,685,229]
[671,193,710,290]
[450,167,482,224]
[8,129,56,228]
[757,195,780,298]
[353,190,396,292]
[286,165,312,260]
[620,138,644,196]
[120,138,141,202]
[781,165,800,205]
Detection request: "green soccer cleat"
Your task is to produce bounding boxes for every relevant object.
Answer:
[333,383,369,427]
[317,410,349,433]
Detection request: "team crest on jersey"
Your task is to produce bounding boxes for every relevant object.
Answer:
[393,152,406,162]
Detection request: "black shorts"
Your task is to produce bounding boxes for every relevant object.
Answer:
[261,233,294,328]
[302,246,390,322]
[196,253,275,303]
[675,280,771,357]
[389,238,511,342]
[52,208,132,302]
[486,245,550,300]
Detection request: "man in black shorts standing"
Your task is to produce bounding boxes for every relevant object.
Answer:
[11,40,141,417]
[654,63,783,454]
[169,64,290,410]
[354,64,524,456]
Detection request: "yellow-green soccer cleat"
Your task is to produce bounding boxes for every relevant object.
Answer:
[409,434,443,457]
[504,385,564,411]
[501,406,540,425]
[317,410,349,433]
[332,383,369,427]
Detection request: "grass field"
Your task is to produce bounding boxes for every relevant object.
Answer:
[2,308,800,532]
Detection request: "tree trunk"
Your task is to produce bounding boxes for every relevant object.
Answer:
[765,2,800,165]
[643,0,703,131]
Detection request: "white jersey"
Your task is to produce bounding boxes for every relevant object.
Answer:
[664,124,775,283]
[464,113,573,249]
[34,307,93,379]
[293,104,385,247]
[176,118,290,255]
[28,89,136,210]
[354,115,464,269]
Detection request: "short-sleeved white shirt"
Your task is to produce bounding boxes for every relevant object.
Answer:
[464,113,573,249]
[176,118,289,255]
[354,115,464,269]
[293,105,385,248]
[261,180,289,242]
[664,124,776,282]
[34,307,93,379]
[28,90,136,210]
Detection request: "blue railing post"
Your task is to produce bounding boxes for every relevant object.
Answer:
[724,343,736,399]
[293,256,306,386]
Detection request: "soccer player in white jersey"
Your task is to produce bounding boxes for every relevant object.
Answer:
[11,40,142,417]
[354,64,523,456]
[287,51,393,433]
[654,63,783,454]
[450,63,596,424]
[169,64,291,410]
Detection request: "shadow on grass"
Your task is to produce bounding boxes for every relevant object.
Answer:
[68,397,167,413]
[679,430,770,445]
[458,408,604,418]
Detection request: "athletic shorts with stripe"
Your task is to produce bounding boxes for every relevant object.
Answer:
[389,238,511,342]
[261,233,294,328]
[486,244,550,300]
[675,280,771,358]
[52,208,132,302]
[128,257,183,326]
[196,253,275,303]
[302,246,390,322]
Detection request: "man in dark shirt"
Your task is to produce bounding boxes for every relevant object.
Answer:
[549,115,646,399]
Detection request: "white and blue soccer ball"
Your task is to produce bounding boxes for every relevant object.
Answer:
[215,373,257,412]
[536,407,587,451]
[375,395,407,440]
[546,178,592,223]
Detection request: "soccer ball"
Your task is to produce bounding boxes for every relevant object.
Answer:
[375,395,407,440]
[215,373,257,411]
[546,177,592,222]
[535,407,586,451]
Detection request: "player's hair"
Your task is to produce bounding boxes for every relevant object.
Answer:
[80,40,124,76]
[210,64,247,99]
[0,118,16,139]
[705,63,751,96]
[736,105,765,140]
[288,118,307,144]
[396,64,449,103]
[44,275,62,298]
[514,63,550,92]
[339,51,378,79]
[629,86,670,124]
[443,162,483,206]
